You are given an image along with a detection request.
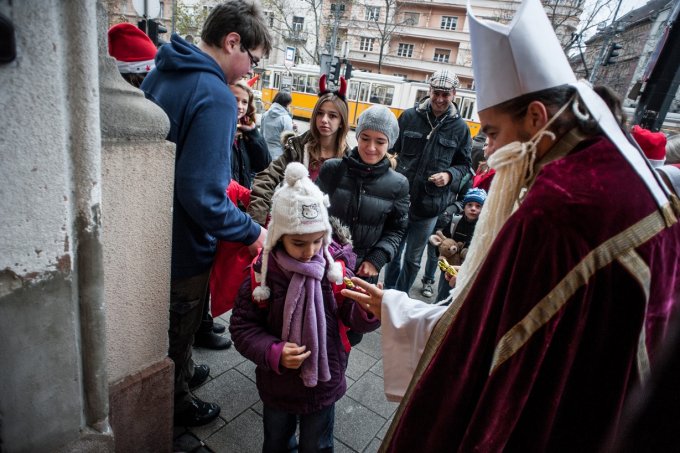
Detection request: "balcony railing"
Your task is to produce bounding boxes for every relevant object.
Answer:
[347,49,473,77]
[284,30,308,42]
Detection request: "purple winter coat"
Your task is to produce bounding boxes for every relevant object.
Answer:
[229,243,380,414]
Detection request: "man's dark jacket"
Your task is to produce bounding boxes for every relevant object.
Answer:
[393,98,472,218]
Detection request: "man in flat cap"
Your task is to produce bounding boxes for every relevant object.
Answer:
[341,0,680,450]
[383,69,472,297]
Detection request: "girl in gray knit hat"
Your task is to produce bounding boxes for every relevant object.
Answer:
[317,105,410,345]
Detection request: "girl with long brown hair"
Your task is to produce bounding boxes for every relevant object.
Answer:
[248,76,350,226]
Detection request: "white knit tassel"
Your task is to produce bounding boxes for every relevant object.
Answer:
[253,249,271,301]
[324,246,343,284]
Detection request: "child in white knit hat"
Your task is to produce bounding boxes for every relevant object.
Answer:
[230,162,379,452]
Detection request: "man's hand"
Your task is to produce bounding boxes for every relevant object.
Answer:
[428,172,452,187]
[341,277,384,321]
[248,226,267,256]
[356,261,379,278]
[280,342,311,369]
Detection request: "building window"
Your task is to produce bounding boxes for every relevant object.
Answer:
[292,16,304,31]
[440,16,458,30]
[264,11,275,27]
[159,1,164,18]
[433,48,450,63]
[397,43,414,58]
[360,37,375,52]
[403,12,419,26]
[393,73,408,79]
[365,6,380,21]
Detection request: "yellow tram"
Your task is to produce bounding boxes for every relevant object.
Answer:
[258,64,481,136]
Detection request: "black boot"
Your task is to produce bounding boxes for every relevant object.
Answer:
[194,331,232,350]
[174,396,221,427]
[188,364,210,389]
[212,322,226,334]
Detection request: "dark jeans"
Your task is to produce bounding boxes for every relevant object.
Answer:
[262,404,335,453]
[169,270,210,410]
[384,215,439,293]
[197,286,215,334]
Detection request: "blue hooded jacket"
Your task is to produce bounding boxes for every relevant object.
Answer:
[142,34,261,279]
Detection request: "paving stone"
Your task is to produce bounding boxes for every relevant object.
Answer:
[345,374,355,389]
[334,438,357,453]
[369,359,383,377]
[192,343,247,378]
[355,330,381,359]
[346,372,397,419]
[204,408,264,453]
[345,347,379,381]
[194,446,214,453]
[252,400,264,415]
[377,415,393,440]
[334,397,386,452]
[173,431,202,452]
[235,358,257,382]
[363,437,382,453]
[193,369,260,422]
[189,415,226,442]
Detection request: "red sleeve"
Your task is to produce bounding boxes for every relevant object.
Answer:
[226,180,252,207]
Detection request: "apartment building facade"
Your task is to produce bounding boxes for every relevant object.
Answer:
[572,0,679,114]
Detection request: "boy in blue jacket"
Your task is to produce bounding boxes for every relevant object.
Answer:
[141,0,271,427]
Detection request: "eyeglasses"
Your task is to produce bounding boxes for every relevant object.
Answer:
[240,45,259,69]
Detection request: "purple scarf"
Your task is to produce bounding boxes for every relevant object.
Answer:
[271,248,331,387]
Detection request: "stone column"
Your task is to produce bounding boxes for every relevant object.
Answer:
[97,3,176,453]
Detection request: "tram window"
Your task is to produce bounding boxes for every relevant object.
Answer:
[292,74,306,92]
[348,81,360,101]
[358,83,370,102]
[460,98,474,119]
[415,89,428,103]
[454,96,462,106]
[306,76,319,94]
[262,71,271,88]
[273,72,281,89]
[369,84,394,106]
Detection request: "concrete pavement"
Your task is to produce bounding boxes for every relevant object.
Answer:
[174,260,436,453]
[173,118,437,452]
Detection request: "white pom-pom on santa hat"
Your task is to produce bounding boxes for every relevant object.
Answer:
[252,284,271,302]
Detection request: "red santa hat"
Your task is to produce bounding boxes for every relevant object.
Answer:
[631,125,666,168]
[108,23,157,74]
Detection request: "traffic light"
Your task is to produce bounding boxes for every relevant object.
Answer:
[137,19,167,47]
[148,19,167,46]
[344,62,353,80]
[329,57,341,83]
[603,42,623,66]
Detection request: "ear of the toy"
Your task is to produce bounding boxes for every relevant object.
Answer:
[429,234,443,246]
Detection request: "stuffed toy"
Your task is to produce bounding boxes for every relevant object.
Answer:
[429,230,467,266]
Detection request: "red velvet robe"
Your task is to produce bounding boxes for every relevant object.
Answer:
[382,135,680,452]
